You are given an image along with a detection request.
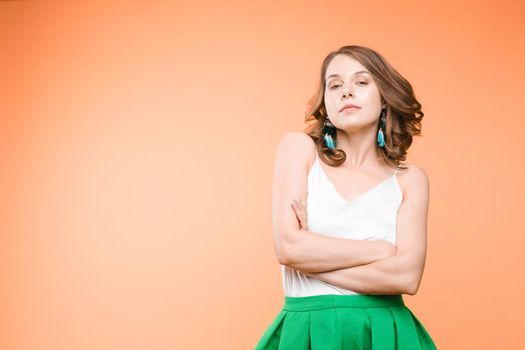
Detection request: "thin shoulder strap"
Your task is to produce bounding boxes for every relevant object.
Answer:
[394,164,401,175]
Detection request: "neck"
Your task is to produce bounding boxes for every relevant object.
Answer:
[335,127,383,169]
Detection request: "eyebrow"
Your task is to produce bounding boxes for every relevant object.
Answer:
[326,70,371,81]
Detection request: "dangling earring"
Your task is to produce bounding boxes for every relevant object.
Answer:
[322,117,336,150]
[377,107,386,148]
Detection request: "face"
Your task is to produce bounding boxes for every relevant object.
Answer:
[323,54,383,132]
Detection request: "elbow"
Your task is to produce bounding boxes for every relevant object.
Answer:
[277,250,290,265]
[403,273,422,296]
[275,239,294,265]
[274,229,300,265]
[405,284,418,296]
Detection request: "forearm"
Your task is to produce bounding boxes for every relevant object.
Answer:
[304,252,416,295]
[281,229,394,273]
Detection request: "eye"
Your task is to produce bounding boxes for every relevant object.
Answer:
[329,84,341,89]
[357,81,368,85]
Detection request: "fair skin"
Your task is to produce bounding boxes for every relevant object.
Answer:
[271,132,398,275]
[273,54,430,295]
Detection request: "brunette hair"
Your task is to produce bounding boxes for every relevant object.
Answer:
[304,45,424,171]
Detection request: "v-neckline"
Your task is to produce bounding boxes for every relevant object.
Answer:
[316,157,397,204]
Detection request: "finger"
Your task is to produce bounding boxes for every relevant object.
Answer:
[297,214,305,229]
[292,205,301,218]
[295,209,304,222]
[300,217,306,228]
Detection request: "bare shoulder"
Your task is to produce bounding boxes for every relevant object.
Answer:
[277,130,316,151]
[275,130,317,169]
[397,163,430,198]
[398,163,429,183]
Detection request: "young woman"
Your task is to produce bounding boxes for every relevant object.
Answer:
[255,45,438,349]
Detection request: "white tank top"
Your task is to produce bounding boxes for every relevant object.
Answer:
[280,151,403,297]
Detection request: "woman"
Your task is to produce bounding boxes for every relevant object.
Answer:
[255,45,438,349]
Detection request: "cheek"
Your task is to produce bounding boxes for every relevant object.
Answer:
[323,93,336,111]
[367,87,382,103]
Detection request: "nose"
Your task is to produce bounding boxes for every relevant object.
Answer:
[341,87,353,98]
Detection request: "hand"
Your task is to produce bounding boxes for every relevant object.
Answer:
[291,199,308,230]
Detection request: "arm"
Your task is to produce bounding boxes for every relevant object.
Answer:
[271,131,395,273]
[303,164,430,295]
[282,228,396,273]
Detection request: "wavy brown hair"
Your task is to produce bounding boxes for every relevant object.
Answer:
[304,45,424,171]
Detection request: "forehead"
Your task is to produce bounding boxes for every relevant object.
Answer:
[325,54,369,80]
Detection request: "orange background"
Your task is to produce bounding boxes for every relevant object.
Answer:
[1,1,524,349]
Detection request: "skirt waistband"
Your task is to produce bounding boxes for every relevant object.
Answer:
[284,294,405,311]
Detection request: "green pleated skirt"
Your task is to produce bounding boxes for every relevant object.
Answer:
[255,294,437,349]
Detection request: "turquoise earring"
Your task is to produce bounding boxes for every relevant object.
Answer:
[322,117,336,150]
[377,107,386,148]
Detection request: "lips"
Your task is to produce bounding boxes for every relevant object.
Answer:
[339,104,361,112]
